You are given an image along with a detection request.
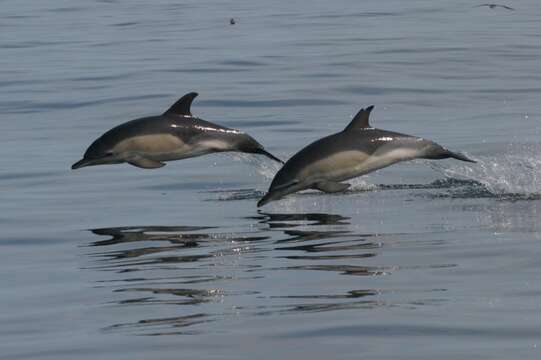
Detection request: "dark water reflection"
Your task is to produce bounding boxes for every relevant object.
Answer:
[86,212,452,335]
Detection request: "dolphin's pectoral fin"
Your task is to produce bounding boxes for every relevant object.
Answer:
[126,155,166,169]
[313,181,350,193]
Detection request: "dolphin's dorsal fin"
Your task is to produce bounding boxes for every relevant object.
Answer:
[163,92,198,116]
[344,105,375,131]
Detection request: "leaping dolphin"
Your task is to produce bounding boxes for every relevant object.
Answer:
[72,92,283,170]
[258,105,475,206]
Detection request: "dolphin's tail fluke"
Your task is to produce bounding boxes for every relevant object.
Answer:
[447,151,476,163]
[252,148,285,164]
[422,145,477,164]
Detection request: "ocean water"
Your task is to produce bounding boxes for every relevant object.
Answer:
[2,0,541,359]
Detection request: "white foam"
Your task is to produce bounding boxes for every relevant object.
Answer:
[429,144,541,196]
[348,177,378,191]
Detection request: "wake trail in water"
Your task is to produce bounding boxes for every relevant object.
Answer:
[429,145,541,200]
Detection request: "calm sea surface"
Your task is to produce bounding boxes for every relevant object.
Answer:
[2,1,541,359]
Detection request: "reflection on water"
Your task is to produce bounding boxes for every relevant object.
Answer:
[250,211,351,227]
[104,313,212,336]
[85,212,455,335]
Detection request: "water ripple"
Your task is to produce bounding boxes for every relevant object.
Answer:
[0,94,166,114]
[197,98,347,107]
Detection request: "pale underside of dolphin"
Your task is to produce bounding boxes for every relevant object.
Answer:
[72,92,283,170]
[257,106,475,207]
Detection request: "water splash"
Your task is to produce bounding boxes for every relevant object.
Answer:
[348,177,378,192]
[228,153,282,180]
[429,145,541,199]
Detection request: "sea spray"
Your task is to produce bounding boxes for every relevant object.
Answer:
[429,145,541,197]
[228,152,282,180]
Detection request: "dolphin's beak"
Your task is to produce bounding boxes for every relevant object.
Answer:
[257,190,284,207]
[257,193,273,207]
[71,158,92,170]
[72,156,124,169]
[257,180,301,207]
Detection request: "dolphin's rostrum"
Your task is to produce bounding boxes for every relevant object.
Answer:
[72,92,283,170]
[258,106,475,206]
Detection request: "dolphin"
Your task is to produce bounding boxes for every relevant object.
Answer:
[257,105,475,206]
[72,92,283,170]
